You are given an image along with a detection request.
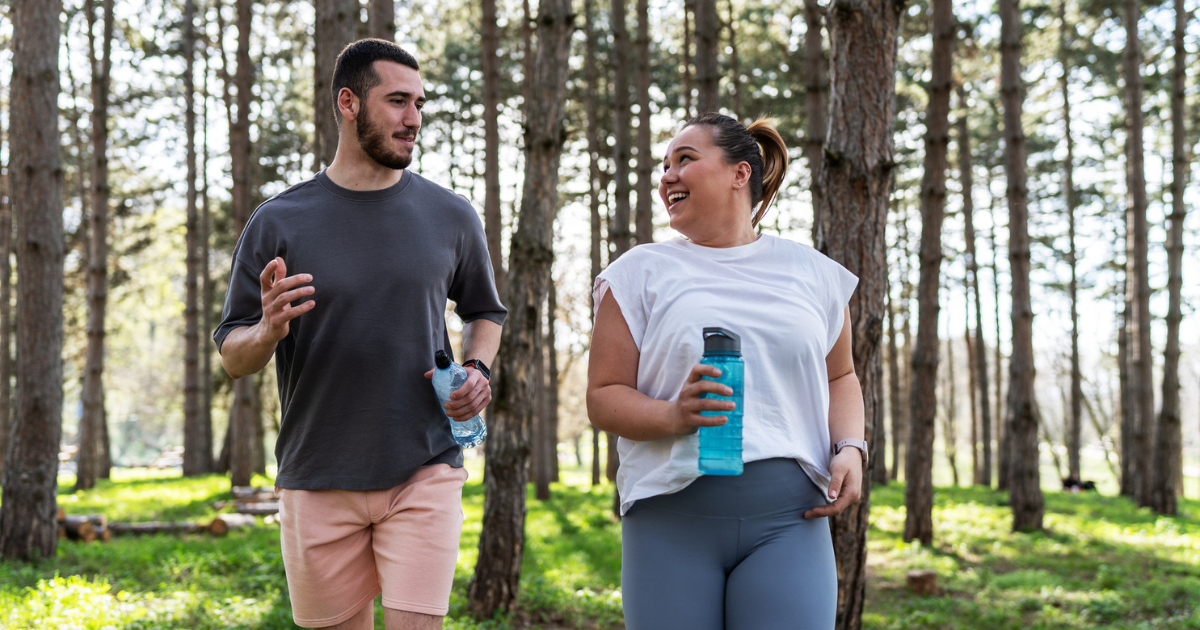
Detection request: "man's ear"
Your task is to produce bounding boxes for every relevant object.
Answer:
[336,87,359,122]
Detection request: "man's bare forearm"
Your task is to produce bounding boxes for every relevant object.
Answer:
[220,323,277,379]
[462,318,502,367]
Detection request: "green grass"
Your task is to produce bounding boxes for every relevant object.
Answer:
[2,467,1199,628]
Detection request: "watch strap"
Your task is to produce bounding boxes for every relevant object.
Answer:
[834,438,868,464]
[462,359,491,380]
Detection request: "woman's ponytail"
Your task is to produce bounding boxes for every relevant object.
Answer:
[684,112,790,227]
[746,118,788,227]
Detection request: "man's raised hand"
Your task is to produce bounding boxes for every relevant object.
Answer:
[257,257,315,343]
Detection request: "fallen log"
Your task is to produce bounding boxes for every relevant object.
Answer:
[208,513,257,536]
[906,569,938,596]
[108,521,204,536]
[236,501,279,516]
[62,515,97,542]
[231,486,278,503]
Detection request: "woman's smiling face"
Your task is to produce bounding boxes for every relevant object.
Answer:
[659,125,753,245]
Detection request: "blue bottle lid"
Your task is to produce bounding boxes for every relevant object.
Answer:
[702,327,741,355]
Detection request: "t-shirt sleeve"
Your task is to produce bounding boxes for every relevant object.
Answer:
[213,217,271,352]
[593,253,648,350]
[818,254,859,354]
[448,209,507,325]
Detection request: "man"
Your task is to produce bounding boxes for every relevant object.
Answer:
[214,39,505,630]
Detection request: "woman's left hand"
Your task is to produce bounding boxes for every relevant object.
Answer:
[803,449,863,519]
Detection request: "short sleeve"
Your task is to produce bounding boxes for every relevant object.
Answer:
[213,216,272,352]
[593,254,649,350]
[819,255,859,354]
[448,207,507,325]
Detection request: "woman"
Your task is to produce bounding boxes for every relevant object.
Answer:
[586,113,865,630]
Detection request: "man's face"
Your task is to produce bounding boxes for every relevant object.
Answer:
[355,61,425,170]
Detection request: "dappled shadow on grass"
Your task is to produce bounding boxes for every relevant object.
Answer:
[865,482,1200,629]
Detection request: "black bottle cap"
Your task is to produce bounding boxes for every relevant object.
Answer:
[703,327,741,355]
[435,350,451,369]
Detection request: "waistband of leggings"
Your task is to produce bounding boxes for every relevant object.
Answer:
[631,458,825,519]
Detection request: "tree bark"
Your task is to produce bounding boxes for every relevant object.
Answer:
[0,29,11,476]
[813,1,901,627]
[724,0,742,115]
[228,0,257,489]
[634,0,653,246]
[368,0,394,40]
[584,0,603,488]
[1118,296,1134,495]
[959,88,992,487]
[1123,0,1153,509]
[989,173,1009,491]
[804,0,826,220]
[1058,0,1082,484]
[890,207,911,481]
[314,0,358,169]
[0,0,64,561]
[943,336,959,487]
[548,281,560,483]
[482,0,506,297]
[904,0,953,546]
[885,288,900,483]
[76,0,115,492]
[1150,0,1187,515]
[468,0,572,615]
[967,312,979,485]
[200,16,215,474]
[694,0,719,112]
[607,0,632,487]
[682,0,693,117]
[183,0,209,477]
[999,0,1043,532]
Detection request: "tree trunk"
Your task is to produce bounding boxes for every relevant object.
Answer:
[200,18,215,474]
[693,0,719,112]
[904,0,952,546]
[885,288,901,483]
[804,0,826,219]
[0,36,11,476]
[634,0,653,246]
[682,0,693,117]
[1058,0,1082,484]
[1123,0,1153,509]
[76,0,115,492]
[724,0,742,115]
[943,336,959,487]
[468,0,572,615]
[813,1,901,627]
[999,0,1043,533]
[368,0,394,40]
[959,89,991,487]
[607,0,633,488]
[1150,0,1187,516]
[314,0,358,169]
[482,0,506,297]
[990,174,1009,491]
[548,281,560,483]
[183,0,209,477]
[585,0,603,488]
[967,318,979,485]
[534,293,551,500]
[891,208,911,481]
[0,0,64,561]
[1118,298,1134,495]
[228,0,257,489]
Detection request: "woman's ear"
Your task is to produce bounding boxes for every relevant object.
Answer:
[733,162,752,189]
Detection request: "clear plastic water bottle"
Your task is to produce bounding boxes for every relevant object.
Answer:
[698,327,743,475]
[432,350,487,448]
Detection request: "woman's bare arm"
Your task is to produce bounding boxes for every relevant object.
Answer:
[806,307,866,518]
[586,290,732,441]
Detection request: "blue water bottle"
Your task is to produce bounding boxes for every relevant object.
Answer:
[698,327,743,475]
[432,350,487,448]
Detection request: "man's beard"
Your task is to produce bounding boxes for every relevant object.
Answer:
[356,102,414,170]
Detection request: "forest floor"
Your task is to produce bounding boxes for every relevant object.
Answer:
[1,465,1198,629]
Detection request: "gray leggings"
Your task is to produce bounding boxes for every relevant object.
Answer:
[621,458,837,630]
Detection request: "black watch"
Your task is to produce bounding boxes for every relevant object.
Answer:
[462,359,491,380]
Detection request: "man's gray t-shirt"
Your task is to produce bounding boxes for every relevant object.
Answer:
[214,170,506,490]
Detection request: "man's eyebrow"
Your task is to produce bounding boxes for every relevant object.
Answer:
[383,90,427,103]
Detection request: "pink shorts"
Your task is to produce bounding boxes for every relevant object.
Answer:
[277,464,468,627]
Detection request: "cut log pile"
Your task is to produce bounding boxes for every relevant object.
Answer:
[56,487,279,542]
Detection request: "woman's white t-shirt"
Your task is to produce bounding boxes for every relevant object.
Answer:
[593,234,859,515]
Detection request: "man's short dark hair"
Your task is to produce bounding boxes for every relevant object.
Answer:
[331,39,420,120]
